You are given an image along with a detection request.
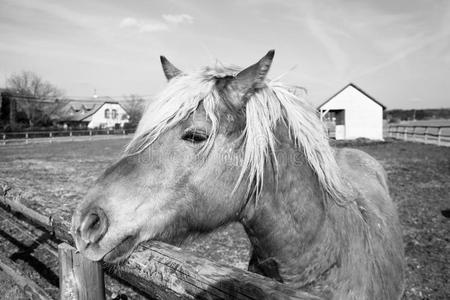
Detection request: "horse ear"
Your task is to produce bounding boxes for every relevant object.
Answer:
[228,50,275,106]
[160,56,182,80]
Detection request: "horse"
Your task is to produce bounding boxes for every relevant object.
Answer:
[71,50,405,299]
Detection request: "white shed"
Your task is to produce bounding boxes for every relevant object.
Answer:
[318,83,385,140]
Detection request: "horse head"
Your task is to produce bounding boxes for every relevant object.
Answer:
[71,51,277,263]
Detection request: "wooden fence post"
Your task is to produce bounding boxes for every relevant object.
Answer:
[424,127,428,143]
[25,133,29,144]
[404,126,407,141]
[396,126,400,139]
[437,127,442,146]
[58,243,105,300]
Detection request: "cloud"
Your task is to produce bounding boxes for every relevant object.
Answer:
[355,30,450,78]
[305,16,349,77]
[118,14,194,33]
[139,22,169,33]
[119,17,169,33]
[119,17,138,28]
[162,14,194,25]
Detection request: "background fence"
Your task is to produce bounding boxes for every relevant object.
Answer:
[1,128,136,145]
[388,125,450,146]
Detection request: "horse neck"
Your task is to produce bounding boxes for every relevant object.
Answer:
[239,129,339,287]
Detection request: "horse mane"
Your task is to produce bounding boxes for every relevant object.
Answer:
[125,65,348,205]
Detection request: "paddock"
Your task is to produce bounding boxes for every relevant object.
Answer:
[0,138,448,299]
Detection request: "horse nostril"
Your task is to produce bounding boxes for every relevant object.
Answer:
[79,208,109,244]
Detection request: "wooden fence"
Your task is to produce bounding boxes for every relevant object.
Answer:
[0,128,135,145]
[0,184,317,300]
[388,125,450,146]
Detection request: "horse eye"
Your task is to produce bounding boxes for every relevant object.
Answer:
[182,129,208,143]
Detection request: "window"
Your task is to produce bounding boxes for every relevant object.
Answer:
[104,109,110,119]
[111,109,117,119]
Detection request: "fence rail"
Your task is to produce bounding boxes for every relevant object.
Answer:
[388,125,450,146]
[0,183,312,300]
[0,128,136,145]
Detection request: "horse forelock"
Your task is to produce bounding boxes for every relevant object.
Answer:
[124,65,349,205]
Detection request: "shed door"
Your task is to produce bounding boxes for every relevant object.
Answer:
[334,110,345,140]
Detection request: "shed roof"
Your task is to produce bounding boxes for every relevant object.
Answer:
[318,83,386,110]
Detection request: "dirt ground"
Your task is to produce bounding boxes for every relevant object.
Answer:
[0,272,27,300]
[0,138,448,299]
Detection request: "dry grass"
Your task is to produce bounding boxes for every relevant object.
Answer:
[0,138,448,299]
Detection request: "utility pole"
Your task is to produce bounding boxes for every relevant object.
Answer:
[9,96,17,129]
[0,91,17,129]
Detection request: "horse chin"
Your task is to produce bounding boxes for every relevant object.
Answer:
[102,235,139,264]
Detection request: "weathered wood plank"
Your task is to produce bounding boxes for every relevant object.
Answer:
[0,195,73,243]
[58,243,105,300]
[0,196,52,230]
[115,242,321,300]
[0,252,53,300]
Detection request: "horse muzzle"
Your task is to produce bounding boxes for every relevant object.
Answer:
[71,206,109,257]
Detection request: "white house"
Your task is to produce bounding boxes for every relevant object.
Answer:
[318,83,385,140]
[57,97,129,129]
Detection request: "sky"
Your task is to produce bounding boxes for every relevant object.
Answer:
[0,0,449,109]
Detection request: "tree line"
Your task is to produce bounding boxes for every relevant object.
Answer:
[1,71,146,131]
[384,109,450,123]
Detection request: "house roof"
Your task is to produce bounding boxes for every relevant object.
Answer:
[55,99,129,122]
[55,100,103,122]
[318,83,386,110]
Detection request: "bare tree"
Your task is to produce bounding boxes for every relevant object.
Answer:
[123,94,146,127]
[6,71,64,98]
[5,71,65,127]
